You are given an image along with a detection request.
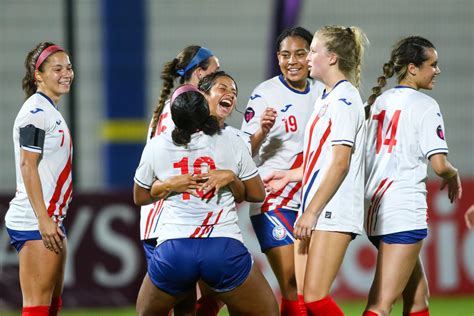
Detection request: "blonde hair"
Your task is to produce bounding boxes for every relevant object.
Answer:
[315,25,368,88]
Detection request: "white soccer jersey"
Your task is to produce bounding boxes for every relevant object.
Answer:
[6,92,73,231]
[302,80,365,234]
[364,86,449,236]
[134,129,259,245]
[140,100,174,241]
[241,75,324,215]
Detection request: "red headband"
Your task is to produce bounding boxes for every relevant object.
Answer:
[35,45,64,71]
[170,84,201,104]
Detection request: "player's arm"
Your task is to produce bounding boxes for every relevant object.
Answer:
[150,174,200,200]
[295,144,351,239]
[20,149,64,253]
[200,170,245,203]
[429,154,462,203]
[249,107,277,156]
[263,165,303,193]
[242,175,266,202]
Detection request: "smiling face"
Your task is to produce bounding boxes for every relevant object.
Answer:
[412,48,440,90]
[277,36,310,90]
[205,75,237,126]
[35,51,74,103]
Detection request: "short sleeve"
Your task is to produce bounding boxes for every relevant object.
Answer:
[233,135,259,181]
[18,107,47,153]
[329,99,358,147]
[134,143,156,189]
[240,88,270,135]
[419,103,449,158]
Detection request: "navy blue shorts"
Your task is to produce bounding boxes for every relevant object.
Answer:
[148,237,252,296]
[142,238,157,266]
[369,229,428,248]
[7,226,67,253]
[251,208,296,252]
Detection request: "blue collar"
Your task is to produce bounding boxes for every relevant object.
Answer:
[278,75,310,94]
[321,80,348,100]
[36,92,58,109]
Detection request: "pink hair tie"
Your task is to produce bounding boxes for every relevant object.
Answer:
[170,84,201,104]
[35,45,64,71]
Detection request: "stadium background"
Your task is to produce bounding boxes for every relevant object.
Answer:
[0,0,472,314]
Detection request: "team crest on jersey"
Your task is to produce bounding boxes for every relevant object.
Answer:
[244,107,255,122]
[318,104,329,117]
[272,225,287,240]
[436,125,445,140]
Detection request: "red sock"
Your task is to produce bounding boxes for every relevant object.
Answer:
[406,308,430,316]
[196,296,221,316]
[363,311,379,316]
[298,295,308,316]
[281,298,301,316]
[49,297,62,316]
[305,296,343,316]
[22,306,49,316]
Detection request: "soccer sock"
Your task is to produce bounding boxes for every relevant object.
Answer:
[305,296,344,316]
[280,298,301,316]
[196,295,221,316]
[405,308,430,316]
[49,297,62,316]
[22,306,49,316]
[363,311,379,316]
[298,294,308,316]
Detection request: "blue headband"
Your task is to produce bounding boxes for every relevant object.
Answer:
[176,47,214,77]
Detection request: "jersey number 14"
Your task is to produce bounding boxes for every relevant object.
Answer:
[372,110,401,154]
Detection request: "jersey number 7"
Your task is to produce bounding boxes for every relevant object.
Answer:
[372,110,401,154]
[173,156,216,200]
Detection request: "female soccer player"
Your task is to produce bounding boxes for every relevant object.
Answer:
[139,46,221,316]
[133,85,278,316]
[264,25,368,315]
[5,42,74,316]
[240,26,323,316]
[141,45,219,262]
[363,36,462,316]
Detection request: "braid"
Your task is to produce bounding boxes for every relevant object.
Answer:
[150,58,179,138]
[366,60,395,119]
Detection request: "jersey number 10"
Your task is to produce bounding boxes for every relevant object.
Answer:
[173,156,217,200]
[372,110,401,154]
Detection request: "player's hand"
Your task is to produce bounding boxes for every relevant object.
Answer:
[440,172,462,203]
[465,205,474,229]
[198,170,235,199]
[260,107,277,135]
[38,216,64,253]
[294,212,318,240]
[263,170,290,193]
[166,174,201,198]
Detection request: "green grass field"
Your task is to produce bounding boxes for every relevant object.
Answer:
[2,297,472,315]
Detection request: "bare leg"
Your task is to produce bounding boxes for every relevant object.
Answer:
[365,241,422,316]
[265,244,298,300]
[402,257,430,314]
[19,239,67,307]
[303,231,352,302]
[136,273,192,316]
[216,265,278,316]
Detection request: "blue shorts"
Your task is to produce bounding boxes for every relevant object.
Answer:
[148,237,252,296]
[142,238,157,266]
[369,229,428,248]
[7,226,67,253]
[251,208,296,253]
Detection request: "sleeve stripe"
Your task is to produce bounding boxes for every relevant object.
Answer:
[426,148,449,158]
[134,177,152,189]
[21,145,42,153]
[332,139,354,144]
[240,169,259,181]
